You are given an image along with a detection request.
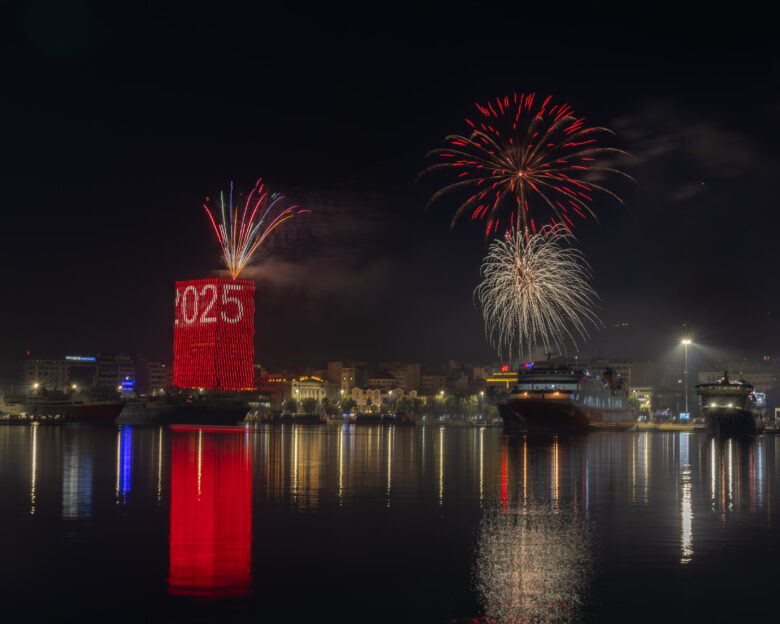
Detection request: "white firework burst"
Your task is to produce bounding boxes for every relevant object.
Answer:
[475,227,600,363]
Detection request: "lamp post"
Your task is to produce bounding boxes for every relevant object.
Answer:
[681,339,692,416]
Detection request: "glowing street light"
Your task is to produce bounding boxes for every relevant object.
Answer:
[681,338,692,415]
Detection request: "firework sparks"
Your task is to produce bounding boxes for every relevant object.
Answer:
[202,179,309,279]
[420,93,631,237]
[475,228,599,363]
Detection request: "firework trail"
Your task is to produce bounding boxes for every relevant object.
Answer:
[420,93,631,237]
[475,227,600,363]
[202,179,309,279]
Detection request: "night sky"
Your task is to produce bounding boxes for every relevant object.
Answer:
[2,1,778,378]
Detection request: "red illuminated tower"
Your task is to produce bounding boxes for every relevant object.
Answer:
[172,278,255,390]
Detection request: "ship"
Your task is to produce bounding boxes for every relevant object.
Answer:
[116,392,250,426]
[0,387,124,424]
[501,364,636,433]
[695,372,763,435]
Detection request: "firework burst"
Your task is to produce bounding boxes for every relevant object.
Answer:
[420,93,631,237]
[202,179,309,279]
[475,227,600,363]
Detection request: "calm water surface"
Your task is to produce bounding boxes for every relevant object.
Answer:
[1,424,779,623]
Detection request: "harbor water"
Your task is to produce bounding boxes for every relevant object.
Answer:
[1,424,779,622]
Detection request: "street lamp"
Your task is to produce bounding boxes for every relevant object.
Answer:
[681,339,692,416]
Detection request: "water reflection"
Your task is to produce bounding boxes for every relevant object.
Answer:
[168,426,253,598]
[680,433,693,564]
[62,429,93,520]
[8,424,780,619]
[475,437,592,623]
[30,423,38,515]
[115,425,132,504]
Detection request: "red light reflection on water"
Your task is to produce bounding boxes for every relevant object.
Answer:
[500,442,508,513]
[168,427,252,598]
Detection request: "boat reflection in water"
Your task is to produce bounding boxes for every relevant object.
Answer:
[168,426,253,598]
[474,437,593,624]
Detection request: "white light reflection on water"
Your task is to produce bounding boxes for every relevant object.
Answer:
[385,426,393,508]
[711,437,717,510]
[680,433,693,564]
[728,438,734,511]
[474,504,592,623]
[63,433,93,520]
[438,426,445,506]
[30,423,38,515]
[338,424,344,507]
[479,427,485,504]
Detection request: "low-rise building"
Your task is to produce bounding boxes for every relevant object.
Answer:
[291,376,327,407]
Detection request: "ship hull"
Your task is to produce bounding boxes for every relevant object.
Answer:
[705,408,764,436]
[117,401,249,426]
[503,398,636,433]
[19,402,124,424]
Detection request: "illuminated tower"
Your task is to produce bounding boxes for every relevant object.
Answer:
[172,278,255,390]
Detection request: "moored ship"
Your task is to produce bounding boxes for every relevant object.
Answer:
[117,392,250,426]
[0,387,124,424]
[502,364,636,433]
[696,372,763,435]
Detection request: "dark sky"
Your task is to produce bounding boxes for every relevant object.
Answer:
[1,1,778,377]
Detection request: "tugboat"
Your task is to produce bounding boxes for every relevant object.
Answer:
[502,363,636,433]
[695,372,763,435]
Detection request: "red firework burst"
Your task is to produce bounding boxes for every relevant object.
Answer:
[420,93,632,237]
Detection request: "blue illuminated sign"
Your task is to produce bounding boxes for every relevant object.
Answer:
[524,362,534,368]
[679,412,690,420]
[65,355,96,362]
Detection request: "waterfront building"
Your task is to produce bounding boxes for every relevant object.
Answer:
[255,374,291,409]
[291,376,327,407]
[630,386,653,418]
[341,367,356,393]
[22,357,70,390]
[351,387,381,412]
[97,353,136,391]
[350,386,418,412]
[133,355,168,395]
[421,374,447,396]
[377,362,422,391]
[365,371,396,391]
[485,369,518,392]
[327,361,343,385]
[21,354,99,391]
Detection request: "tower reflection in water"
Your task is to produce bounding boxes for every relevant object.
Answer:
[474,437,592,624]
[168,426,253,598]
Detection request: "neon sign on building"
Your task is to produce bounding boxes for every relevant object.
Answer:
[172,279,255,390]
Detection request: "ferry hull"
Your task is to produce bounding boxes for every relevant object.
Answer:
[20,402,123,424]
[705,408,764,436]
[503,398,636,433]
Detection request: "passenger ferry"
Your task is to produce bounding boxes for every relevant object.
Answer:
[502,364,636,433]
[696,371,763,435]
